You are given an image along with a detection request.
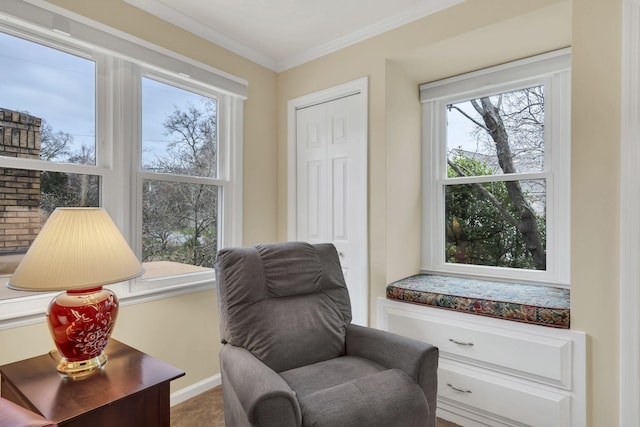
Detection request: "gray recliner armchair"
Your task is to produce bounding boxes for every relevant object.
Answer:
[215,241,438,427]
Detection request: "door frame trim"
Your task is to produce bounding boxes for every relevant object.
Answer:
[620,1,640,425]
[287,77,369,324]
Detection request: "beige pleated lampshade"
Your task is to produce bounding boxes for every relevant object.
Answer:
[8,207,144,291]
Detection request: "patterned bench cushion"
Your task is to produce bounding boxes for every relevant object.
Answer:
[386,274,570,329]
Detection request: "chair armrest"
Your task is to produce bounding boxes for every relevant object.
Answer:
[346,324,438,377]
[220,344,301,426]
[345,324,438,422]
[0,397,58,427]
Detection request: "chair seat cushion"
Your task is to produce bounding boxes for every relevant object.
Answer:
[280,356,429,427]
[280,356,385,397]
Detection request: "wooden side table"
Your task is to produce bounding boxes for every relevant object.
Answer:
[0,339,185,427]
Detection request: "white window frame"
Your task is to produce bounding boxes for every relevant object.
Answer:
[0,0,246,328]
[129,69,235,293]
[420,49,570,286]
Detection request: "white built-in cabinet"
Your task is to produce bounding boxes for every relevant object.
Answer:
[377,298,586,427]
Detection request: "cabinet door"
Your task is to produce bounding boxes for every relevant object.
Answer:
[439,360,570,427]
[382,301,572,387]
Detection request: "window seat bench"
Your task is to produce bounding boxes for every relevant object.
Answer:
[386,274,570,329]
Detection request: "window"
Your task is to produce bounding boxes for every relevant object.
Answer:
[421,49,570,285]
[0,0,246,321]
[138,77,220,282]
[0,31,102,301]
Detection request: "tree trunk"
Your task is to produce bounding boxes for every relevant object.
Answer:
[472,98,546,270]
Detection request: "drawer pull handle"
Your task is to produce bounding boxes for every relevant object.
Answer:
[449,338,474,346]
[447,383,472,394]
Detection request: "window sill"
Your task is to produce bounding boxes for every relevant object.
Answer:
[386,274,570,329]
[0,275,215,330]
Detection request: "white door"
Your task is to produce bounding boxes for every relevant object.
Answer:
[292,84,368,326]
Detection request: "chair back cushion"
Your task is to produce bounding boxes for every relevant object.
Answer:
[216,242,352,372]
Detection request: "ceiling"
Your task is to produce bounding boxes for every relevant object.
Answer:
[124,0,464,72]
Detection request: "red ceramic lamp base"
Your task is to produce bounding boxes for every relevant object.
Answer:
[46,286,119,377]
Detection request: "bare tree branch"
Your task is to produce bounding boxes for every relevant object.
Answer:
[448,104,489,132]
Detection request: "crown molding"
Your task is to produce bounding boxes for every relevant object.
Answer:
[123,0,278,70]
[125,0,464,72]
[276,0,464,71]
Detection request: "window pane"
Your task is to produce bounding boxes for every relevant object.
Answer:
[0,32,96,164]
[141,78,218,178]
[142,179,217,278]
[446,86,544,176]
[0,168,100,298]
[445,179,546,270]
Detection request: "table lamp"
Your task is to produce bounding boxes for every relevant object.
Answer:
[7,207,144,377]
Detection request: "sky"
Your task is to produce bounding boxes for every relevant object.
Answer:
[141,77,213,166]
[447,101,484,154]
[0,32,95,153]
[0,31,211,167]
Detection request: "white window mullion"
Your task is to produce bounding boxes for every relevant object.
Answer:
[138,171,224,186]
[0,157,104,176]
[227,96,244,247]
[127,63,144,270]
[217,95,230,249]
[434,99,449,268]
[442,172,549,186]
[99,58,135,299]
[547,69,572,285]
[97,54,117,218]
[421,99,444,269]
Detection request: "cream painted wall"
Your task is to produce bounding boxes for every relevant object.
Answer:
[277,0,621,425]
[0,322,52,364]
[0,0,278,394]
[384,60,422,284]
[571,1,622,426]
[113,289,221,391]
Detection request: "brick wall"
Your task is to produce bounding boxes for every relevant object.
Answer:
[0,108,42,253]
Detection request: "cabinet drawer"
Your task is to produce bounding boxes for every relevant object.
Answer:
[438,360,570,427]
[385,307,572,387]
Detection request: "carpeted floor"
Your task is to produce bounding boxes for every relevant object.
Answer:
[170,386,461,426]
[171,386,225,427]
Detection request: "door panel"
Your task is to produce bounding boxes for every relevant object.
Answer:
[306,161,322,239]
[332,157,348,240]
[295,93,367,325]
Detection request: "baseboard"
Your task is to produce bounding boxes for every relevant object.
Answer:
[170,373,222,407]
